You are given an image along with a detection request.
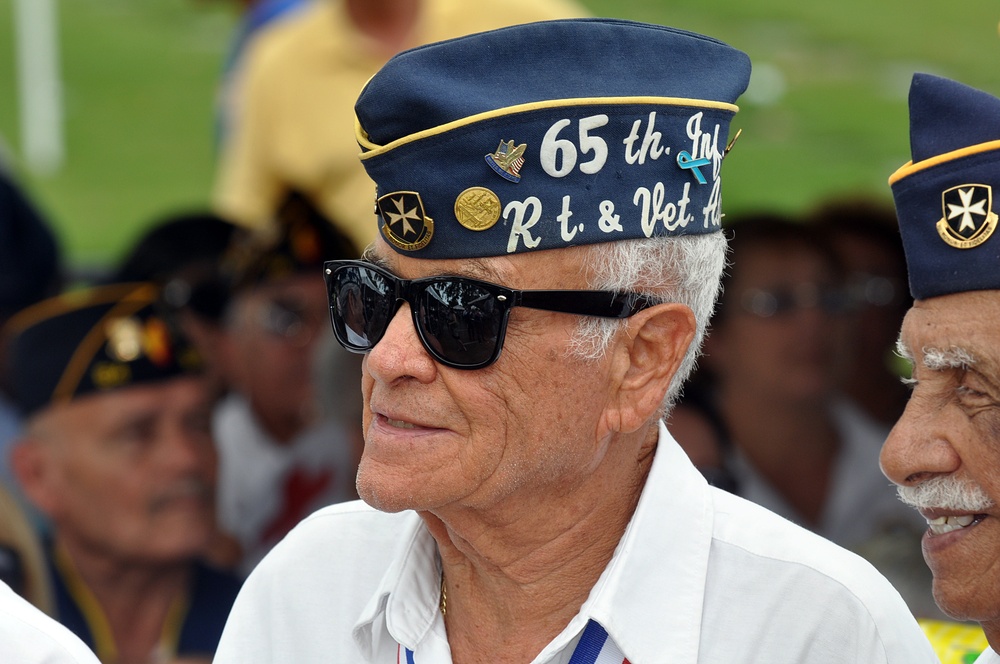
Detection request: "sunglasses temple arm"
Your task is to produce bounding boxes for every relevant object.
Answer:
[516,290,652,318]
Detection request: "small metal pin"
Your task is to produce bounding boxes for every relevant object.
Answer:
[723,128,743,159]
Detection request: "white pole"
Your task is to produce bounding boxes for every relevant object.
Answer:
[13,0,64,175]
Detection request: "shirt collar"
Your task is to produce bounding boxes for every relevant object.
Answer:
[352,421,715,663]
[352,513,441,657]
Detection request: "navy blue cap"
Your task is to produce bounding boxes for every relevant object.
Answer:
[890,73,1000,300]
[354,18,751,259]
[3,283,203,417]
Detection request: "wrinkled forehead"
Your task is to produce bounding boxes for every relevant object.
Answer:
[898,292,1000,367]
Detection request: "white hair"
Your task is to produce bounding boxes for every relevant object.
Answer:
[922,345,977,371]
[569,232,727,413]
[894,338,977,387]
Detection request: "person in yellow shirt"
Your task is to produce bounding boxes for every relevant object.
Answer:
[213,0,588,251]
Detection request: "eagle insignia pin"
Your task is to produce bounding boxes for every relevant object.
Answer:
[937,184,999,249]
[485,140,527,183]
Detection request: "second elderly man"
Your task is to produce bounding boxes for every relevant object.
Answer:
[880,73,1000,664]
[216,19,938,663]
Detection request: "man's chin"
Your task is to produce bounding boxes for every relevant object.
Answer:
[932,580,990,624]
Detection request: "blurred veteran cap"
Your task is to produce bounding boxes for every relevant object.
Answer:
[890,73,1000,300]
[224,190,359,293]
[354,18,751,259]
[3,283,203,417]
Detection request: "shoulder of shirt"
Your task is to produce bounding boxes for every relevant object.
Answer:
[239,501,414,603]
[237,0,335,77]
[0,582,101,663]
[263,500,413,560]
[709,487,903,592]
[429,0,591,31]
[243,0,592,73]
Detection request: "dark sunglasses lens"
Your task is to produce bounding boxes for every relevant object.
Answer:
[330,266,394,351]
[417,280,504,367]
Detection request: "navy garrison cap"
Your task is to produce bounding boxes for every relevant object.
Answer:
[3,283,203,416]
[890,73,1000,300]
[354,18,751,259]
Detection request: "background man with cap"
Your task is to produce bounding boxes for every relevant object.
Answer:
[4,284,242,664]
[216,19,937,662]
[212,190,363,575]
[881,73,1000,664]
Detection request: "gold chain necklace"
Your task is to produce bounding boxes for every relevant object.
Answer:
[440,573,447,616]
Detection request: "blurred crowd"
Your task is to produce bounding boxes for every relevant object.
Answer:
[0,0,955,662]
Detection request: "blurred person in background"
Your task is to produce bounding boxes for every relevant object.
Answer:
[212,0,312,146]
[810,196,912,428]
[213,0,589,251]
[0,167,65,616]
[0,168,63,491]
[5,284,242,664]
[213,190,363,575]
[668,213,938,618]
[114,210,240,396]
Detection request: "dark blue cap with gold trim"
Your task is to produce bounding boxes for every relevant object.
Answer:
[3,283,203,417]
[890,73,1000,300]
[354,18,751,259]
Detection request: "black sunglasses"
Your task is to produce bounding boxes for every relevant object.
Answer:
[738,283,852,319]
[323,260,657,370]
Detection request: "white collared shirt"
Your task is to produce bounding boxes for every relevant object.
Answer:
[215,422,938,663]
[0,580,100,663]
[727,398,941,619]
[977,647,1000,663]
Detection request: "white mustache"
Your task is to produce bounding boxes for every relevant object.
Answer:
[896,475,996,512]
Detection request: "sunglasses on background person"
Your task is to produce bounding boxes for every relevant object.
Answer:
[738,282,854,319]
[323,260,657,370]
[254,296,323,346]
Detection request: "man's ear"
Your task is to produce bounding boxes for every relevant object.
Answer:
[10,438,61,518]
[607,303,696,434]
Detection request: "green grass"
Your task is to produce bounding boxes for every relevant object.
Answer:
[1,0,998,270]
[0,0,235,269]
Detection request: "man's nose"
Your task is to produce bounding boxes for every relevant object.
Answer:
[880,396,962,487]
[365,301,437,384]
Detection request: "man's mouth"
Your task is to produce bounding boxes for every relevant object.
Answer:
[926,514,986,535]
[386,417,417,429]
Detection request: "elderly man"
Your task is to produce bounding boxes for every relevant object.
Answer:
[216,20,937,663]
[880,73,1000,663]
[5,283,242,664]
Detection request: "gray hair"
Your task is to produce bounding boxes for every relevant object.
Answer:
[569,232,727,413]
